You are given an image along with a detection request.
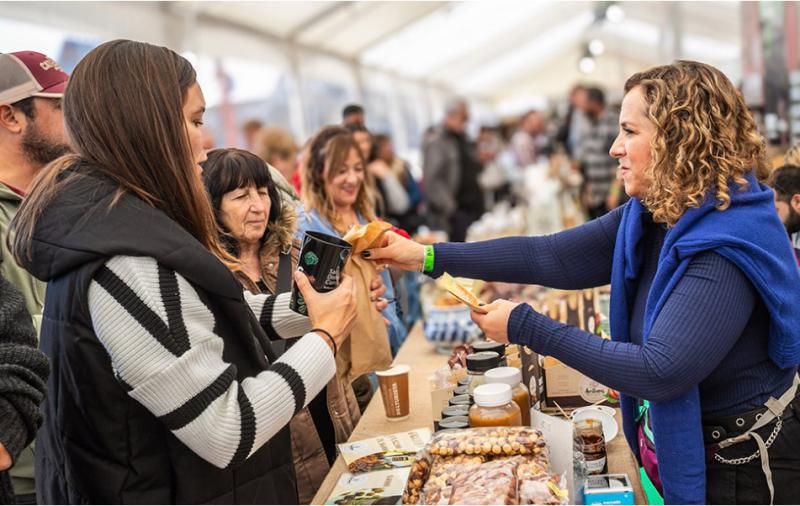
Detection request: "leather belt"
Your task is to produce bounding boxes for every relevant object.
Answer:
[703,396,798,444]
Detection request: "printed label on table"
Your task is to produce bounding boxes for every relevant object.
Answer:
[325,467,410,505]
[339,428,431,474]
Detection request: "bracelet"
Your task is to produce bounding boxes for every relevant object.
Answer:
[422,244,435,274]
[311,328,336,356]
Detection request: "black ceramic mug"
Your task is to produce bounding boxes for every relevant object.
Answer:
[289,231,353,315]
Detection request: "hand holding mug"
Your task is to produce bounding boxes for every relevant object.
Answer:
[294,272,357,351]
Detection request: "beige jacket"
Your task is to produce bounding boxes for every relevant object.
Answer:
[235,203,361,503]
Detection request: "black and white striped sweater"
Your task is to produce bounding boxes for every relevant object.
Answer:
[88,255,335,469]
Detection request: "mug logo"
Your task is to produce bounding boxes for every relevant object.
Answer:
[304,252,319,266]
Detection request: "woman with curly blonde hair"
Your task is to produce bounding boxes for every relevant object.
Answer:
[362,61,800,504]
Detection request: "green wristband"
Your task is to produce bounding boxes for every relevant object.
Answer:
[423,244,435,274]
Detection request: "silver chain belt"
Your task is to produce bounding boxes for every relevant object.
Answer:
[713,418,783,465]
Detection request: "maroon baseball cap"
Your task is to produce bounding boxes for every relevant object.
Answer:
[0,51,69,105]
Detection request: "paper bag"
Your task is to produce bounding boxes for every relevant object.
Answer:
[338,222,394,382]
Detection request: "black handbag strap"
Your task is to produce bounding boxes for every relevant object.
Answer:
[273,250,296,356]
[276,250,293,293]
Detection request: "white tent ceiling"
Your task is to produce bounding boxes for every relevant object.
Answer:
[169,0,742,103]
[0,1,743,107]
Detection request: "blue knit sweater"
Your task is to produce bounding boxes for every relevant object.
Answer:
[431,176,800,503]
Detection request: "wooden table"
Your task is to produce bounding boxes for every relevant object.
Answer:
[312,324,647,504]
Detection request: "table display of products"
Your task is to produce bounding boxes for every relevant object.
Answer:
[310,324,646,505]
[401,427,568,505]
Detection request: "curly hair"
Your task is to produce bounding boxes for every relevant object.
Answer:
[301,126,376,232]
[624,60,769,226]
[785,143,800,166]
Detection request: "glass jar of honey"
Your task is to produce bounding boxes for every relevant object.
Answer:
[468,383,522,428]
[485,367,531,426]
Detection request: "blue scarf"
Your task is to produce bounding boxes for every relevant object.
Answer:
[610,174,800,504]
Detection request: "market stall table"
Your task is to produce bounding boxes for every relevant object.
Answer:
[312,323,647,505]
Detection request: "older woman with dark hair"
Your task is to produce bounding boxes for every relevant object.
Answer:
[201,148,388,503]
[366,61,800,504]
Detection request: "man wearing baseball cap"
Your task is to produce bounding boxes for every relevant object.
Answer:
[0,50,69,504]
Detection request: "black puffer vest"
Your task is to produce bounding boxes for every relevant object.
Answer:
[21,167,296,504]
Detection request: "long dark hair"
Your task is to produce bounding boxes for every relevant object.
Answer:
[202,148,282,255]
[10,39,235,266]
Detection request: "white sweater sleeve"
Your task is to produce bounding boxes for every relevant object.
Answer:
[87,255,335,469]
[243,290,312,340]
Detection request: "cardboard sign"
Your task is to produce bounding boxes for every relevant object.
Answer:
[532,410,579,503]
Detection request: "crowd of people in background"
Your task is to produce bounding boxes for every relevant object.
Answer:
[1,43,800,506]
[233,85,634,244]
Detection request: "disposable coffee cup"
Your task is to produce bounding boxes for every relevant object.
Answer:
[289,231,353,315]
[376,364,411,421]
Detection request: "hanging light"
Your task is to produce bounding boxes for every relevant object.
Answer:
[588,39,605,56]
[605,4,625,23]
[579,56,596,74]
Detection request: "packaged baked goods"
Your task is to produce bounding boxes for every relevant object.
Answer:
[518,474,569,505]
[402,428,566,505]
[515,452,550,480]
[427,454,486,488]
[447,459,519,504]
[429,427,545,457]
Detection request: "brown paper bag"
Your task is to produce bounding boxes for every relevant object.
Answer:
[337,222,394,382]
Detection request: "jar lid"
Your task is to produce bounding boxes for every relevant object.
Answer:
[473,383,512,408]
[437,416,469,431]
[457,377,472,387]
[485,367,522,388]
[453,385,471,397]
[449,394,473,406]
[466,351,500,373]
[472,340,506,357]
[442,405,470,418]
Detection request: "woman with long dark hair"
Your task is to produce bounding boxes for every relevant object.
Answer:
[9,40,356,504]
